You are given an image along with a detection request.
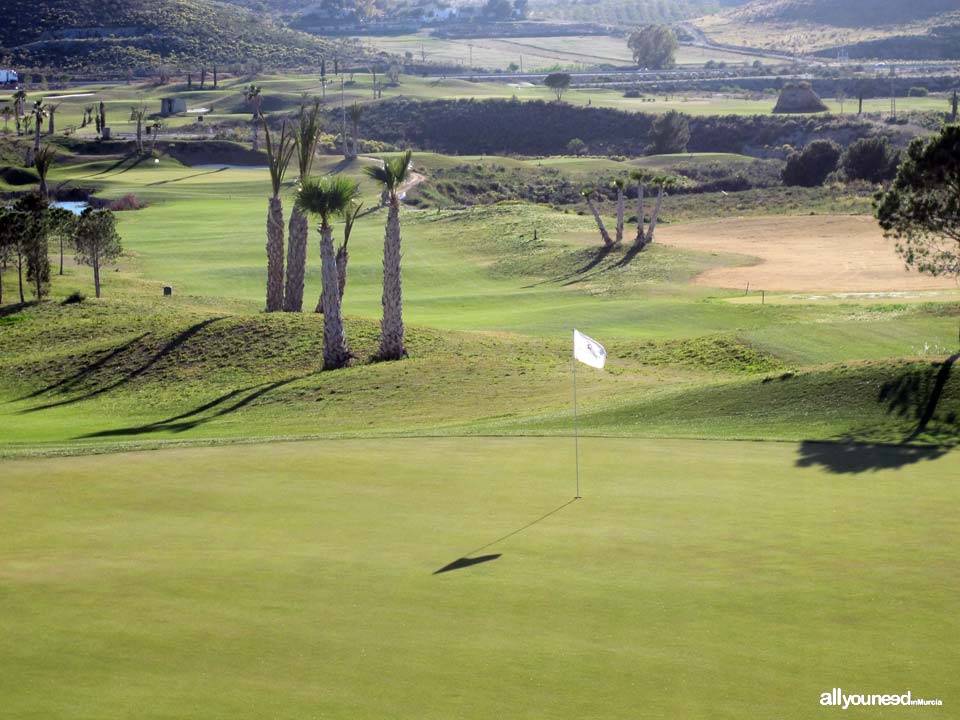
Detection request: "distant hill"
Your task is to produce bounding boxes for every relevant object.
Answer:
[530,0,747,25]
[0,0,347,71]
[696,0,960,59]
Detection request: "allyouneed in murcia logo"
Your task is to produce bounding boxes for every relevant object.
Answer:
[820,688,943,709]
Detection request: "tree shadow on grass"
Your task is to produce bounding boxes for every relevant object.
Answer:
[796,354,960,474]
[146,167,227,186]
[522,245,615,289]
[433,498,578,575]
[20,318,226,413]
[796,440,951,474]
[13,333,150,402]
[0,301,37,318]
[75,374,312,438]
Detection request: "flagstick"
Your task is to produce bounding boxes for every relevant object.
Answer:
[572,352,580,499]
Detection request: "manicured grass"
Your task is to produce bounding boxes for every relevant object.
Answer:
[2,437,958,719]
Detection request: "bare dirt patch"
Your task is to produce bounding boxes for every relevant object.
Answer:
[658,215,959,292]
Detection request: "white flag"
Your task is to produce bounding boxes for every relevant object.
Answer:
[573,329,606,369]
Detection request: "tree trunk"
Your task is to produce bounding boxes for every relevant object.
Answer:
[34,121,41,153]
[136,119,143,153]
[636,184,645,244]
[336,243,348,302]
[319,224,351,369]
[265,196,285,312]
[59,236,64,275]
[252,118,259,153]
[39,175,47,198]
[283,207,308,312]
[48,111,54,135]
[17,255,24,304]
[378,198,406,361]
[615,188,624,245]
[585,196,613,246]
[93,254,101,298]
[644,186,665,246]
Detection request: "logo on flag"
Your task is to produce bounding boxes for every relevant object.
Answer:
[573,329,606,369]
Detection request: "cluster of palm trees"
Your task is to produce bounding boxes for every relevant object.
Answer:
[259,98,414,370]
[582,169,676,250]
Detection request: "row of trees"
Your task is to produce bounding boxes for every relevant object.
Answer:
[0,197,121,304]
[258,98,414,370]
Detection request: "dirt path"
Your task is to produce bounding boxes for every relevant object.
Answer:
[658,215,959,292]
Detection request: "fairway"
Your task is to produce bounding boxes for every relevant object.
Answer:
[659,215,960,293]
[2,437,958,719]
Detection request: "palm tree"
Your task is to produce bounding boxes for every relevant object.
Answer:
[130,101,147,153]
[629,170,674,249]
[0,106,12,133]
[31,101,48,152]
[245,85,263,152]
[82,104,94,128]
[629,168,649,245]
[336,201,364,303]
[263,117,296,312]
[47,103,60,135]
[296,176,361,370]
[612,178,626,245]
[284,97,323,312]
[34,145,57,198]
[364,150,413,361]
[12,90,27,135]
[581,187,613,247]
[347,102,363,158]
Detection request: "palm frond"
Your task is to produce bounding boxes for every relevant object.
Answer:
[293,97,323,177]
[33,145,58,177]
[296,175,361,225]
[263,118,296,196]
[363,149,413,192]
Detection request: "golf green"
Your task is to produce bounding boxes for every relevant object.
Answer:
[2,437,956,719]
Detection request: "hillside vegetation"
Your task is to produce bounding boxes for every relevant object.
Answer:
[0,0,345,70]
[696,0,960,58]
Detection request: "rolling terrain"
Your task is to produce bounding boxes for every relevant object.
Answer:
[695,0,960,58]
[0,0,347,70]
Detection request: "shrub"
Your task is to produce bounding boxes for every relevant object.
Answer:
[107,193,148,211]
[62,291,86,305]
[647,110,690,155]
[908,86,929,97]
[840,136,899,183]
[782,140,842,187]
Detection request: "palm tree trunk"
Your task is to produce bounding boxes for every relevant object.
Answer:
[34,121,41,153]
[252,118,259,153]
[93,254,101,298]
[615,188,624,244]
[283,207,309,312]
[39,176,47,198]
[645,186,665,246]
[636,184,645,244]
[48,111,54,135]
[136,120,143,153]
[585,196,613,247]
[265,196,285,312]
[336,243,349,302]
[59,236,64,275]
[378,198,406,361]
[319,224,351,369]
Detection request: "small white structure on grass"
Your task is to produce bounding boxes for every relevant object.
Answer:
[160,97,187,116]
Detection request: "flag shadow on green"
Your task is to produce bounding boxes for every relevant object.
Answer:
[433,498,578,575]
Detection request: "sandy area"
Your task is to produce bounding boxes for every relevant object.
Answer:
[658,215,959,292]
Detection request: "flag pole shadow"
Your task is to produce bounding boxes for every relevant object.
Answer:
[433,497,579,575]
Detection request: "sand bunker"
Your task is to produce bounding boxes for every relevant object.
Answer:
[659,215,959,292]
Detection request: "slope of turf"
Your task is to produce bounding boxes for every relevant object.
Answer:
[2,437,958,719]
